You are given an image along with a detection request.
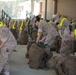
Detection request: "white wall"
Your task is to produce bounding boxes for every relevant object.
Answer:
[57,0,76,20]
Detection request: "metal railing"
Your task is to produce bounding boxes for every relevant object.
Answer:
[1,10,12,27]
[2,10,11,20]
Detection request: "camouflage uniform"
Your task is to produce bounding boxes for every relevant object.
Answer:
[37,21,58,48]
[0,26,17,73]
[9,20,18,40]
[53,14,72,56]
[9,20,13,30]
[59,19,70,37]
[60,27,73,56]
[17,20,22,38]
[52,13,70,35]
[57,18,72,56]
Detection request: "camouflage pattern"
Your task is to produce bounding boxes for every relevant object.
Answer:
[9,20,13,30]
[0,26,17,72]
[52,13,60,22]
[59,27,73,56]
[18,20,26,36]
[26,17,38,58]
[37,21,58,48]
[54,15,71,55]
[17,20,22,38]
[9,20,18,39]
[52,13,70,36]
[59,19,70,36]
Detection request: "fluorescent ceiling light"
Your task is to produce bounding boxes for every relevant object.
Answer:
[39,0,45,2]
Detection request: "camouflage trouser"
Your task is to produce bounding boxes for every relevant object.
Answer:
[44,34,56,48]
[0,47,13,73]
[60,40,72,56]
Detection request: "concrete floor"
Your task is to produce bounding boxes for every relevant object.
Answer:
[10,45,56,75]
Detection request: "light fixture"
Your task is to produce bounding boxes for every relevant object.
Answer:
[39,0,45,2]
[0,0,16,1]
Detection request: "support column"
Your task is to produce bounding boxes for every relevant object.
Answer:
[47,0,55,20]
[45,0,47,20]
[54,0,57,14]
[40,2,42,15]
[31,0,34,14]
